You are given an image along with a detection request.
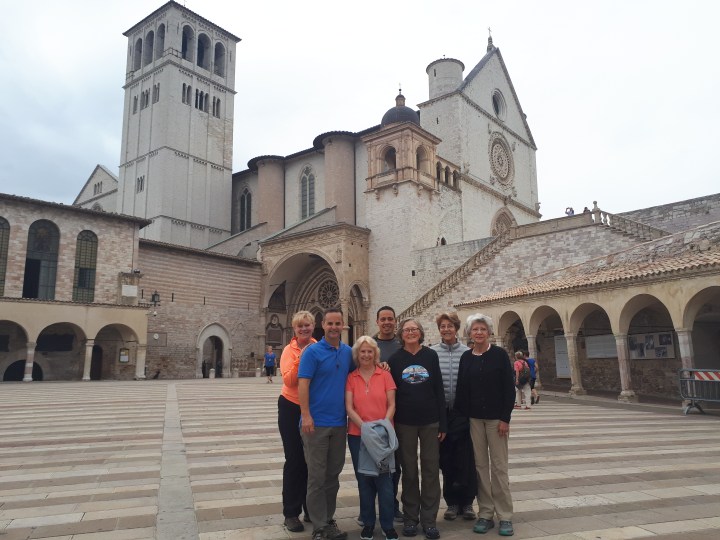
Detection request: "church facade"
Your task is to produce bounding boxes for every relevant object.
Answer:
[2,1,719,403]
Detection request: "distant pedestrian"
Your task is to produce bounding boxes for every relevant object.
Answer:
[265,345,276,383]
[583,206,590,213]
[513,351,532,410]
[525,353,540,405]
[565,207,575,216]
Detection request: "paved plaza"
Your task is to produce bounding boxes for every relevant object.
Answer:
[1,379,719,540]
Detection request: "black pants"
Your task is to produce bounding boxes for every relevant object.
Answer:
[278,394,308,518]
[439,410,477,507]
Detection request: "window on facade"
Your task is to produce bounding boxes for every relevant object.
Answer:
[152,83,160,103]
[22,220,59,300]
[197,33,211,70]
[185,85,192,105]
[436,162,442,181]
[300,167,315,219]
[73,231,98,302]
[136,176,145,193]
[133,95,138,114]
[239,188,252,231]
[133,38,142,71]
[382,148,396,172]
[181,26,194,62]
[0,217,9,296]
[143,31,154,66]
[93,182,103,195]
[212,96,221,117]
[214,42,226,77]
[155,24,165,60]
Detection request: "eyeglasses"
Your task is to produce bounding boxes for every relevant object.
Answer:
[402,327,420,334]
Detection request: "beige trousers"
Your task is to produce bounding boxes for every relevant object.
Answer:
[469,418,513,521]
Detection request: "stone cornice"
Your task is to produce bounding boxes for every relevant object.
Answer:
[260,223,371,248]
[120,146,230,171]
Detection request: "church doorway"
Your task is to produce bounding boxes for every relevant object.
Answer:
[312,311,324,341]
[202,335,224,377]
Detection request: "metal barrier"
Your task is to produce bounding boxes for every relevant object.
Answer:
[678,368,720,415]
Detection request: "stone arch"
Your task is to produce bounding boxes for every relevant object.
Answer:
[491,208,517,236]
[682,285,720,369]
[415,145,429,174]
[379,145,396,173]
[196,323,232,379]
[618,293,672,335]
[569,302,614,335]
[35,322,87,381]
[497,310,527,354]
[264,250,336,309]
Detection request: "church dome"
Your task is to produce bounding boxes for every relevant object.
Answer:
[381,93,419,127]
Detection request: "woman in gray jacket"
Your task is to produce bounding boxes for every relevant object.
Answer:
[431,312,477,522]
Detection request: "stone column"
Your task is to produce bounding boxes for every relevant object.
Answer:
[135,344,147,380]
[82,339,95,381]
[675,329,694,369]
[614,334,637,402]
[340,298,350,344]
[22,342,37,382]
[565,333,586,396]
[526,334,542,390]
[195,347,203,379]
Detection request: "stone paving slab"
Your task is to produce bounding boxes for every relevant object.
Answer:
[1,379,719,539]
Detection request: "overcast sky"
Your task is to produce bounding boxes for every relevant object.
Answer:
[0,0,718,220]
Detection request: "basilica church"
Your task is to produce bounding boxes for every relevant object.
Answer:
[1,1,718,404]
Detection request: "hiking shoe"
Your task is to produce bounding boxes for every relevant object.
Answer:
[443,505,458,521]
[284,516,304,532]
[423,526,440,539]
[356,515,364,526]
[498,520,514,536]
[384,528,400,540]
[472,518,494,534]
[402,521,418,537]
[361,525,375,540]
[312,529,326,540]
[326,520,348,540]
[394,508,404,523]
[462,504,477,520]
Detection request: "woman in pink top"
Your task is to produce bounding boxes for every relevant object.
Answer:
[278,310,316,533]
[346,336,398,540]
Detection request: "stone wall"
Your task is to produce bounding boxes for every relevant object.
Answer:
[410,223,641,343]
[620,192,720,233]
[138,241,263,378]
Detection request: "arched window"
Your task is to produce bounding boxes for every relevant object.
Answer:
[155,24,165,60]
[197,33,211,70]
[239,189,252,232]
[214,42,226,76]
[23,220,60,300]
[436,162,442,181]
[0,217,9,296]
[416,146,428,173]
[181,26,195,61]
[143,31,154,66]
[133,38,142,71]
[182,83,187,104]
[300,166,315,219]
[453,171,460,187]
[186,85,192,105]
[73,231,98,302]
[382,147,396,172]
[444,166,450,184]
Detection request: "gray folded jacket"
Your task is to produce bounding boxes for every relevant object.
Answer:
[358,419,399,477]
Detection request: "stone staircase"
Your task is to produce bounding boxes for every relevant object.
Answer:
[593,204,668,242]
[399,231,514,319]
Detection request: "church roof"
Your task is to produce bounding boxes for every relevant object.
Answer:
[381,93,420,127]
[458,221,720,305]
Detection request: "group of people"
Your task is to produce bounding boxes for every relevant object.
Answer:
[276,306,520,540]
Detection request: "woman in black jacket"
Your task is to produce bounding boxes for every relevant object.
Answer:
[454,314,516,537]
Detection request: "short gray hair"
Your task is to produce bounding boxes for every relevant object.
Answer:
[398,318,425,347]
[465,313,494,336]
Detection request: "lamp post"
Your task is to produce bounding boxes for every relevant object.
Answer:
[151,291,160,306]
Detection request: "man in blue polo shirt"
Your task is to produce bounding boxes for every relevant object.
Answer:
[298,307,352,540]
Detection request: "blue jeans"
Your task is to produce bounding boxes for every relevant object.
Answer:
[348,434,395,531]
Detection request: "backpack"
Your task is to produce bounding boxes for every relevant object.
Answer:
[517,360,530,386]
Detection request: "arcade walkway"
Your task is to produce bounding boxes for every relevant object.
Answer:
[0,379,718,539]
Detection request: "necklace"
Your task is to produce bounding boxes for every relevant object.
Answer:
[473,343,491,356]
